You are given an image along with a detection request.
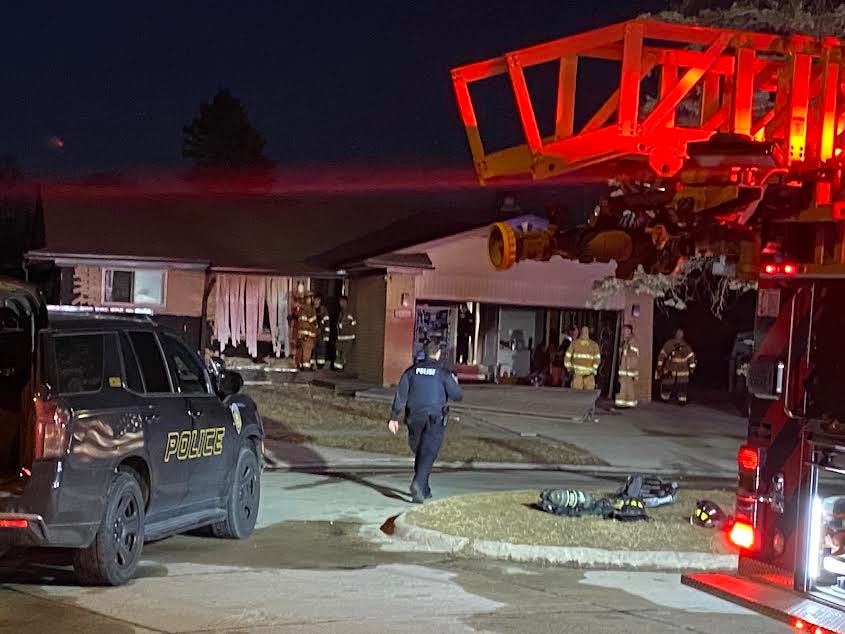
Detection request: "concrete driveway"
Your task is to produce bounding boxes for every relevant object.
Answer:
[0,470,787,633]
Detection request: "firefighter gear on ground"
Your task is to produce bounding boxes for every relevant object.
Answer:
[691,500,730,530]
[334,308,357,370]
[315,304,330,368]
[615,335,640,408]
[616,474,678,508]
[611,496,649,522]
[297,299,318,370]
[656,335,696,404]
[564,328,601,390]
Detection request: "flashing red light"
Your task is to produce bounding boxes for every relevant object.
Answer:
[783,263,797,275]
[814,628,823,634]
[0,519,28,529]
[763,263,779,275]
[794,620,805,630]
[730,521,756,549]
[738,445,760,471]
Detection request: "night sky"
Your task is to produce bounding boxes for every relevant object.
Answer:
[2,1,665,176]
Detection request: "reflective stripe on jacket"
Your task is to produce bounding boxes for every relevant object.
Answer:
[564,338,601,375]
[298,305,318,338]
[618,339,639,379]
[657,340,696,377]
[338,310,357,341]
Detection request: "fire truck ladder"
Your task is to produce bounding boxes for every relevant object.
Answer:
[451,18,845,207]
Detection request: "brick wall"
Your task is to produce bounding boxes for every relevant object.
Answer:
[624,288,654,402]
[383,273,416,386]
[165,270,205,317]
[348,274,387,385]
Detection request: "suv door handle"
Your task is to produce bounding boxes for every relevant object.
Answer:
[189,409,203,418]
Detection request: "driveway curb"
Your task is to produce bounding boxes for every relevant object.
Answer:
[390,513,738,571]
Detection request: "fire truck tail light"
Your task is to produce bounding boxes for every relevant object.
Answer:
[782,262,797,275]
[0,518,28,529]
[729,521,756,549]
[763,263,779,275]
[738,445,760,471]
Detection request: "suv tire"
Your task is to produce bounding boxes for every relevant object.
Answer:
[212,446,260,539]
[73,472,145,586]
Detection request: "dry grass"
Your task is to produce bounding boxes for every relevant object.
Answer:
[322,434,605,465]
[247,385,391,432]
[405,489,735,554]
[247,385,604,465]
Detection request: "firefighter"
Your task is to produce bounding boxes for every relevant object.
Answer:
[314,294,330,369]
[289,293,302,366]
[388,340,463,503]
[564,325,602,390]
[334,295,357,371]
[655,328,696,405]
[615,324,639,408]
[297,292,318,370]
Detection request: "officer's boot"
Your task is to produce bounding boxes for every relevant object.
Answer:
[410,480,426,504]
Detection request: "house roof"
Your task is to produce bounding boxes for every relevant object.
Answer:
[27,172,604,275]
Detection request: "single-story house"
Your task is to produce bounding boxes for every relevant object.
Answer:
[24,173,652,401]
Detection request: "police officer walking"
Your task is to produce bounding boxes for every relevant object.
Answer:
[388,341,463,503]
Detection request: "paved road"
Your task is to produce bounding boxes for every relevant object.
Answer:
[0,469,788,633]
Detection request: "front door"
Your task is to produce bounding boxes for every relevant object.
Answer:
[123,331,191,517]
[158,333,236,509]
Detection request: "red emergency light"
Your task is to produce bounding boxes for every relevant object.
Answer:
[0,518,28,529]
[738,445,760,471]
[762,262,798,276]
[729,521,756,549]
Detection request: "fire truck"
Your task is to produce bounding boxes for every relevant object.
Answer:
[451,18,845,633]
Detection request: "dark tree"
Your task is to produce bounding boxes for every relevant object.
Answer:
[182,89,272,169]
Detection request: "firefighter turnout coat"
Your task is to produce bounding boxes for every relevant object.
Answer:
[615,337,640,408]
[297,302,318,369]
[564,335,601,390]
[656,338,696,403]
[334,309,358,370]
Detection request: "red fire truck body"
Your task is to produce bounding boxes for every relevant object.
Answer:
[451,18,845,632]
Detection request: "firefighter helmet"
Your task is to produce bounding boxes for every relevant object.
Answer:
[611,497,648,522]
[691,500,729,529]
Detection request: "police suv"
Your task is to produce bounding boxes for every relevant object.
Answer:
[0,280,264,585]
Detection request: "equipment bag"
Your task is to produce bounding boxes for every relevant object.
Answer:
[617,474,678,508]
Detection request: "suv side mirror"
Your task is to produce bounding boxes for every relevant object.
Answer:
[218,370,243,397]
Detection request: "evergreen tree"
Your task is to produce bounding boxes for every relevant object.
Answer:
[182,89,272,169]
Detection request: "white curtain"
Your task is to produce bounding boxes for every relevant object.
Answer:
[214,273,291,358]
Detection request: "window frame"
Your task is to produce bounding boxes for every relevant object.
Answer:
[158,332,212,396]
[102,268,167,308]
[124,330,177,397]
[51,331,110,396]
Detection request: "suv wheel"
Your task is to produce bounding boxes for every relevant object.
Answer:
[73,472,145,586]
[212,446,260,539]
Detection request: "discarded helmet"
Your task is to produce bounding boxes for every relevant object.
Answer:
[691,500,729,529]
[611,497,648,522]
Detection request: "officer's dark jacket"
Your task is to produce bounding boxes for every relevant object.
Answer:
[389,358,463,420]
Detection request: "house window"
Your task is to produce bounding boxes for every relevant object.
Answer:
[104,269,165,306]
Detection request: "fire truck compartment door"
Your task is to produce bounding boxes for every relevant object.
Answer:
[682,572,845,632]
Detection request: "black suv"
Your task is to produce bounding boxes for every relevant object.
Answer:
[0,280,264,585]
